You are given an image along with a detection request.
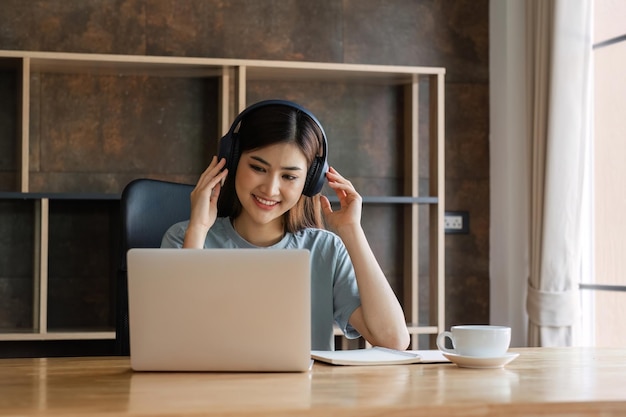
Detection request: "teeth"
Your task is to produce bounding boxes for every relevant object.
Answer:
[255,195,278,206]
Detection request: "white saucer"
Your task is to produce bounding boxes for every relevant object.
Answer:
[442,352,520,369]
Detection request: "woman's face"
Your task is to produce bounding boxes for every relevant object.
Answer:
[235,142,308,228]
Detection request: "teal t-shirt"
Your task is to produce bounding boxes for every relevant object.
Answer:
[161,216,362,350]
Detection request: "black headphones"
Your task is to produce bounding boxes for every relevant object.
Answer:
[217,99,329,197]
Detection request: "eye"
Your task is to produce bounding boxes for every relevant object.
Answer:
[283,174,298,181]
[249,164,266,173]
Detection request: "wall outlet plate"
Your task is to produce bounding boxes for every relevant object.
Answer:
[444,211,469,234]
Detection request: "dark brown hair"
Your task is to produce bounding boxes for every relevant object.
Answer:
[217,104,325,232]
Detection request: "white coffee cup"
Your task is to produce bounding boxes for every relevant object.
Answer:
[436,325,511,357]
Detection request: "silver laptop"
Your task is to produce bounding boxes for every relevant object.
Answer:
[126,248,311,372]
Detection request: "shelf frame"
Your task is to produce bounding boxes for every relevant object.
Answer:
[0,49,445,348]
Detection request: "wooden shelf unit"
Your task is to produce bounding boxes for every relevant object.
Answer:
[0,50,445,350]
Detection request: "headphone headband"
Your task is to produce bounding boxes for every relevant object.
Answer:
[218,99,329,197]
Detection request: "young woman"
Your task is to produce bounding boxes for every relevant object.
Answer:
[161,100,409,351]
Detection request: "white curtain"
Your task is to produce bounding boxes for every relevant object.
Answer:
[525,0,593,347]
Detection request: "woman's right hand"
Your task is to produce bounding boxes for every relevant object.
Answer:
[183,156,228,248]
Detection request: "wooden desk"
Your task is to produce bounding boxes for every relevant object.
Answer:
[1,347,625,416]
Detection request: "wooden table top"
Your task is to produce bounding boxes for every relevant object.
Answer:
[1,347,625,416]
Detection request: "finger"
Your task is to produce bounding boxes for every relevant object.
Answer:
[320,195,333,216]
[197,169,227,203]
[209,167,228,188]
[326,180,350,199]
[326,168,354,189]
[326,166,347,181]
[205,155,223,172]
[320,195,331,211]
[210,181,222,203]
[196,157,227,190]
[199,157,226,180]
[195,160,217,189]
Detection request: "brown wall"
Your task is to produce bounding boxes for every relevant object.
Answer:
[0,0,489,338]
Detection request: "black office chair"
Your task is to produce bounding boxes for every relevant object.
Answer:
[116,178,195,355]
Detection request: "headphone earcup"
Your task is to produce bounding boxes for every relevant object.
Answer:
[303,156,328,197]
[218,132,240,173]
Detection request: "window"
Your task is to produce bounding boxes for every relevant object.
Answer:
[582,0,626,347]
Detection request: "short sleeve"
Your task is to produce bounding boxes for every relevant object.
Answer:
[329,240,362,339]
[160,221,188,248]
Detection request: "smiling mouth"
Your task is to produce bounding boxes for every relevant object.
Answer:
[254,195,279,207]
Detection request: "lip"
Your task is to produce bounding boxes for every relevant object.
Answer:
[252,194,280,210]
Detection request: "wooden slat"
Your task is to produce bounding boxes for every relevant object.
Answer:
[32,199,41,331]
[0,49,445,81]
[19,57,29,192]
[428,74,446,346]
[34,198,49,335]
[406,325,439,334]
[403,75,419,349]
[0,331,116,341]
[218,67,230,137]
[236,66,246,113]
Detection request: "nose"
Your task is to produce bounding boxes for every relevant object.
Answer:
[261,173,280,196]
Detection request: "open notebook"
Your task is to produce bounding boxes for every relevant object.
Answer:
[126,248,311,372]
[311,348,450,366]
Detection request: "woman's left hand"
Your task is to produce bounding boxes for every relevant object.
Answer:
[320,167,362,232]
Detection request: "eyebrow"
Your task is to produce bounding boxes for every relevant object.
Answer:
[250,155,303,171]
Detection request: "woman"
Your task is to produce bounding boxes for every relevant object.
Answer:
[162,99,409,351]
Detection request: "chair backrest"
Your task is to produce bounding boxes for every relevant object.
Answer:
[116,178,195,355]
